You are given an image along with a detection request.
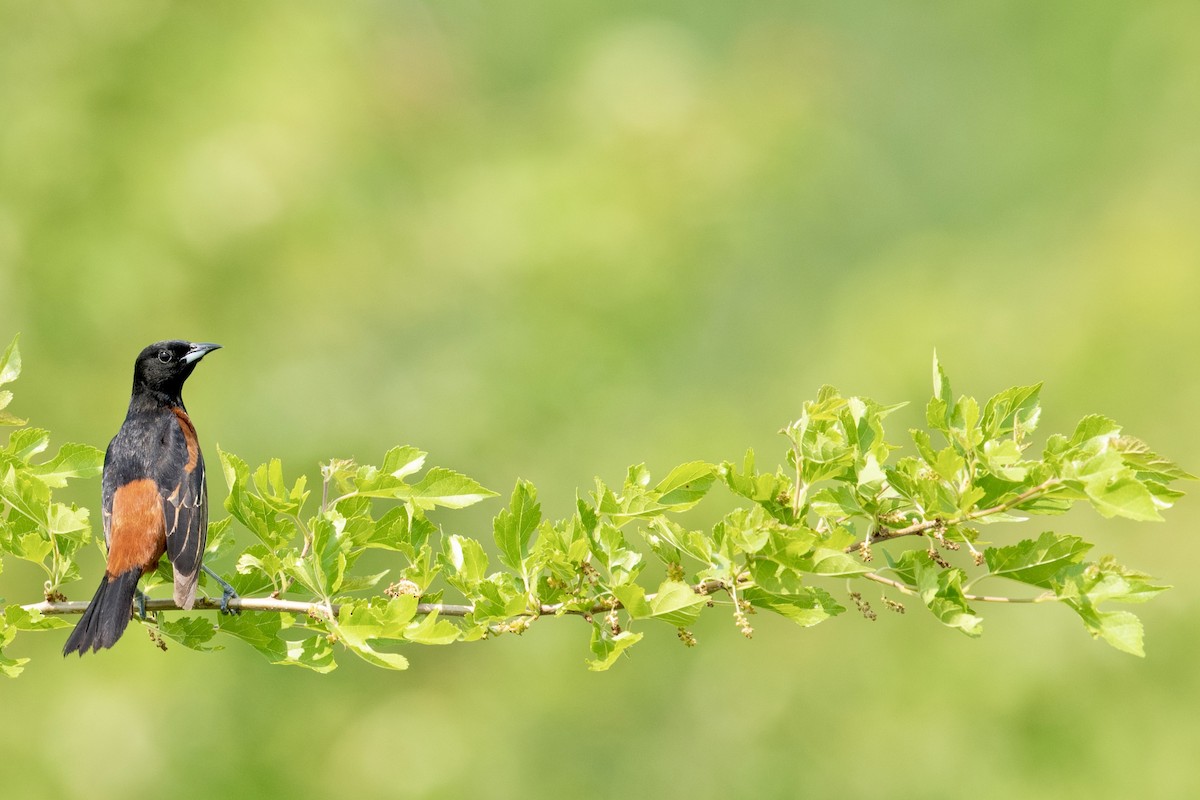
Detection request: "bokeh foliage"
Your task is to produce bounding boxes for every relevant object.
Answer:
[2,0,1199,798]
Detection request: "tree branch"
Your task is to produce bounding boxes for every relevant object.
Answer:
[20,578,739,620]
[846,478,1062,555]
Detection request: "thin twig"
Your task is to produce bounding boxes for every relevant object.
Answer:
[861,572,1057,604]
[846,478,1061,555]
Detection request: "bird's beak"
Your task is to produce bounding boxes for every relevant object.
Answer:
[183,342,222,364]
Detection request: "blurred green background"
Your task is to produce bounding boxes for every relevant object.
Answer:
[2,0,1199,797]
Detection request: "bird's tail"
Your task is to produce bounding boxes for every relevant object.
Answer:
[62,569,142,656]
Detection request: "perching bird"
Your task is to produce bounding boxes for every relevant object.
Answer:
[63,340,233,656]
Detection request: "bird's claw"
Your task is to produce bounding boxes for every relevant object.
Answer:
[202,565,241,615]
[219,585,240,616]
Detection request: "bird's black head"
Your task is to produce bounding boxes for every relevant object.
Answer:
[132,340,221,404]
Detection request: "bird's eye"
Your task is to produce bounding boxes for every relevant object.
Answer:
[157,350,172,363]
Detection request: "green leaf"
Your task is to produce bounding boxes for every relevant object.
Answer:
[926,352,952,433]
[982,383,1042,439]
[0,655,28,678]
[981,439,1027,482]
[611,583,652,618]
[442,534,489,589]
[645,518,711,565]
[381,445,427,479]
[404,610,460,645]
[4,605,71,630]
[897,553,983,637]
[1070,414,1121,447]
[1052,556,1168,606]
[792,547,873,577]
[277,635,338,673]
[219,448,297,548]
[335,597,416,670]
[0,336,20,387]
[647,580,706,626]
[158,616,221,651]
[29,443,104,488]
[400,467,497,510]
[587,627,642,671]
[493,480,541,573]
[1066,604,1145,657]
[1113,436,1197,481]
[916,563,984,638]
[715,507,774,554]
[1085,475,1162,521]
[653,461,717,509]
[742,586,844,627]
[984,532,1092,587]
[218,613,286,661]
[951,395,982,450]
[3,429,49,462]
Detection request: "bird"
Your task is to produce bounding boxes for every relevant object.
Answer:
[63,340,234,656]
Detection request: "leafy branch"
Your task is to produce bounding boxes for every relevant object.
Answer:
[0,335,1192,677]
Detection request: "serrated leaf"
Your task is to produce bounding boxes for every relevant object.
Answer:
[4,605,71,630]
[1067,603,1145,657]
[653,461,717,509]
[1113,436,1197,481]
[278,635,338,673]
[0,655,28,677]
[647,580,706,626]
[926,352,952,433]
[1085,475,1162,521]
[29,443,104,488]
[646,518,711,565]
[443,534,488,588]
[742,586,844,627]
[793,547,873,577]
[494,480,541,574]
[5,428,50,462]
[981,439,1027,482]
[381,445,427,479]
[157,616,221,651]
[401,467,497,509]
[587,627,642,671]
[982,383,1042,438]
[716,506,773,554]
[984,532,1091,587]
[909,556,983,637]
[1070,414,1121,447]
[0,336,20,387]
[219,447,296,548]
[203,517,237,560]
[0,410,26,426]
[218,612,286,660]
[338,570,390,594]
[334,597,416,670]
[611,583,653,618]
[404,610,460,645]
[1052,556,1168,606]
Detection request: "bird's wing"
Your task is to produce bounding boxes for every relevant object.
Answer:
[159,408,208,609]
[100,440,117,550]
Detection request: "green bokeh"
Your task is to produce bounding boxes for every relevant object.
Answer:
[2,1,1198,797]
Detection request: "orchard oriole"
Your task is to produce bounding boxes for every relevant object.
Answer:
[63,340,232,656]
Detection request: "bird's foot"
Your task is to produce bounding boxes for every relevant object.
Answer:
[202,565,241,615]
